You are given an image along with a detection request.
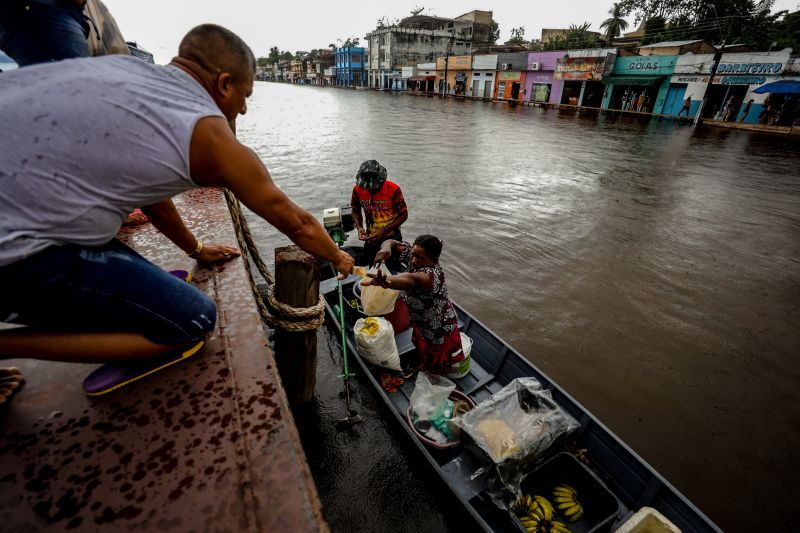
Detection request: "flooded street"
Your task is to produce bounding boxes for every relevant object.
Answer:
[237,83,800,532]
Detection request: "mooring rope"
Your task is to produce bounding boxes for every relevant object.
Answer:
[223,189,325,332]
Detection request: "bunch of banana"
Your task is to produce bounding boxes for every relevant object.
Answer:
[553,484,584,522]
[513,494,571,533]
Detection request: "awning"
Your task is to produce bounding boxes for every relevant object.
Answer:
[408,75,436,81]
[605,76,661,86]
[753,79,800,94]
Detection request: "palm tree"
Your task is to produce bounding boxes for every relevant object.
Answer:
[600,3,629,43]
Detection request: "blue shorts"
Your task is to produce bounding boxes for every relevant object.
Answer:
[0,1,90,67]
[0,240,217,345]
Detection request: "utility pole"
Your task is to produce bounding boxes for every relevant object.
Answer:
[694,4,725,126]
[442,34,454,99]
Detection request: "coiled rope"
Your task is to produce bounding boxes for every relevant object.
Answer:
[223,189,325,332]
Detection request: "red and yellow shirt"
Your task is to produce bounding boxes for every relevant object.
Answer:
[350,180,407,236]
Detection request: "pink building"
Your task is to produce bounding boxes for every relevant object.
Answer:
[523,51,566,104]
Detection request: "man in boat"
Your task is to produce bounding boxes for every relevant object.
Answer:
[0,24,354,400]
[350,160,408,266]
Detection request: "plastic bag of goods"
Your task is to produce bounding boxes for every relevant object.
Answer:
[451,378,579,464]
[354,317,401,370]
[409,372,460,444]
[358,263,399,316]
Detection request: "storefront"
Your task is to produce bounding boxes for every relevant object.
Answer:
[493,52,529,103]
[554,51,615,107]
[523,51,565,105]
[471,54,497,99]
[601,55,677,114]
[436,55,472,96]
[664,51,792,123]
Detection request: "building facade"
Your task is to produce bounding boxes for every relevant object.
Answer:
[470,54,497,99]
[365,10,494,90]
[335,47,366,87]
[665,49,793,122]
[554,48,616,107]
[493,52,528,102]
[523,51,566,105]
[601,55,678,113]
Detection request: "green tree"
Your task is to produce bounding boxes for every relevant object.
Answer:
[543,23,599,50]
[256,57,268,67]
[600,3,630,41]
[268,46,280,63]
[641,15,667,44]
[505,26,526,45]
[771,9,800,50]
[489,20,500,44]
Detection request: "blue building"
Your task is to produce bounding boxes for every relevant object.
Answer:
[335,47,366,87]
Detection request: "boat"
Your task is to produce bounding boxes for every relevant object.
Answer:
[319,245,722,533]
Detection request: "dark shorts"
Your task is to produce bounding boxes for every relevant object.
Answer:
[0,240,217,345]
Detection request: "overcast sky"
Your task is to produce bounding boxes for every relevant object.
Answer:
[0,0,796,68]
[98,0,799,65]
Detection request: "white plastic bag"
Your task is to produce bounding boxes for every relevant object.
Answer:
[451,378,579,464]
[354,317,401,370]
[358,263,399,316]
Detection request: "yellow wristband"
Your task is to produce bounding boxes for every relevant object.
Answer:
[188,239,203,258]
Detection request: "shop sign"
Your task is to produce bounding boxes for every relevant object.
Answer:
[720,75,766,85]
[717,62,782,74]
[554,57,606,81]
[455,72,467,82]
[674,75,770,85]
[499,71,521,81]
[613,55,677,76]
[529,73,553,82]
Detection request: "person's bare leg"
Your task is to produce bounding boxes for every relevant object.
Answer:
[0,367,25,405]
[0,330,197,363]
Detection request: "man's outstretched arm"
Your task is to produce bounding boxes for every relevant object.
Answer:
[189,116,353,277]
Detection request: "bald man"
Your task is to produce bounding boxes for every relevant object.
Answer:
[0,24,353,397]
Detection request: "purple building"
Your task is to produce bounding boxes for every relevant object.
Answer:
[523,51,566,104]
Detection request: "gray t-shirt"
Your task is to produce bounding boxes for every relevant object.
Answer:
[0,55,224,266]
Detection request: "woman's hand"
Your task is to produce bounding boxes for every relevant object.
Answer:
[362,267,389,288]
[374,248,391,265]
[195,243,241,264]
[357,227,367,240]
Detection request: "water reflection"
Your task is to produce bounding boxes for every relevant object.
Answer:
[238,83,800,532]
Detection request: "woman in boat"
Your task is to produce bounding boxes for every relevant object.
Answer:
[362,235,464,376]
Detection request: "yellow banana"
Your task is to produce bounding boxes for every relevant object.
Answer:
[554,496,574,504]
[553,489,574,499]
[563,502,583,517]
[533,496,553,520]
[550,520,571,533]
[567,507,583,522]
[520,515,539,531]
[559,484,577,494]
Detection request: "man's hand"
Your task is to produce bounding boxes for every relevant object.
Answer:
[195,243,241,264]
[357,227,367,240]
[366,227,385,244]
[333,250,355,280]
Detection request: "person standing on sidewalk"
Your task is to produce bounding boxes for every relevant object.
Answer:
[739,99,754,123]
[677,96,692,117]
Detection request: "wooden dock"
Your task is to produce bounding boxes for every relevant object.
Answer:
[0,188,327,532]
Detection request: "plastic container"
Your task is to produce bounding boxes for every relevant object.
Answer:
[406,389,476,449]
[445,333,472,379]
[512,452,621,533]
[613,507,681,533]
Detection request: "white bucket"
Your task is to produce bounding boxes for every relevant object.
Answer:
[446,333,472,379]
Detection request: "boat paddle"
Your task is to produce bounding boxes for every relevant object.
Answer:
[335,276,363,428]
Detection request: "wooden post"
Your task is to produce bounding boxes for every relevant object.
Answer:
[273,245,320,403]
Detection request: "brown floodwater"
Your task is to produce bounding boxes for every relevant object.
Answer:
[237,83,800,532]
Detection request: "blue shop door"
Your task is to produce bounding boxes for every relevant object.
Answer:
[663,84,687,116]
